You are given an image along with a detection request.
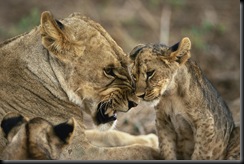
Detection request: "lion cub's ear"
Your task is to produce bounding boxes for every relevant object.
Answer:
[168,37,191,65]
[53,117,75,144]
[40,11,69,58]
[129,44,145,60]
[1,112,28,141]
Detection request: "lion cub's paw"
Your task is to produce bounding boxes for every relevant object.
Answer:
[142,133,159,149]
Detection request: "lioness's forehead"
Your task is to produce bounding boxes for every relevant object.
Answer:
[62,14,128,63]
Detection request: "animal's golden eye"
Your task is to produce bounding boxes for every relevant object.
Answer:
[146,70,155,79]
[104,67,116,77]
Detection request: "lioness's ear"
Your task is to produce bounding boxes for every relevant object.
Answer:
[40,11,68,55]
[1,112,28,141]
[168,37,191,65]
[53,118,75,144]
[129,44,145,60]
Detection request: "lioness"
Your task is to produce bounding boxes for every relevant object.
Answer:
[129,37,239,160]
[1,112,75,160]
[0,11,160,160]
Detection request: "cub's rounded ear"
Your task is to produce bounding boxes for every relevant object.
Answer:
[169,37,191,65]
[1,112,28,141]
[40,11,67,55]
[129,44,145,60]
[53,117,76,145]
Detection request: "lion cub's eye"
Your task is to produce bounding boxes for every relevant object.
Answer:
[104,68,116,78]
[146,70,155,79]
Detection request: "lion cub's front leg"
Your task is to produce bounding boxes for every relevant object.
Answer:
[156,114,177,160]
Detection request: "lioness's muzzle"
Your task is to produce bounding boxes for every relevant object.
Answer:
[96,99,138,124]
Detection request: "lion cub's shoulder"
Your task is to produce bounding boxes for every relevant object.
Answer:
[0,112,75,160]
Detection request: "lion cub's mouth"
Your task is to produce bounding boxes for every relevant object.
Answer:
[96,100,117,124]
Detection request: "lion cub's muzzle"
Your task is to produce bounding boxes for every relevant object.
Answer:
[96,99,137,124]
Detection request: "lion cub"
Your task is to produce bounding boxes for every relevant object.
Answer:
[0,112,75,160]
[129,37,239,160]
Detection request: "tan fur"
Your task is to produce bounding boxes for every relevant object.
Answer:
[225,125,240,160]
[129,37,239,160]
[0,11,161,160]
[0,112,75,159]
[1,113,159,160]
[85,129,158,149]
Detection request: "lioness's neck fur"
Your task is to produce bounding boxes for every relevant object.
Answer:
[0,27,80,121]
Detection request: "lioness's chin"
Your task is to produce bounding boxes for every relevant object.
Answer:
[96,120,117,131]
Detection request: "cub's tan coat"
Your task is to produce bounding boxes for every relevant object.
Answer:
[129,37,239,160]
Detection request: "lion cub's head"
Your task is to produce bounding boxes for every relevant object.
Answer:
[40,11,138,130]
[0,112,75,160]
[129,37,191,103]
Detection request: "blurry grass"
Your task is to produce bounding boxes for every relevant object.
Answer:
[122,18,146,39]
[202,20,226,35]
[166,0,186,8]
[1,8,40,40]
[0,27,9,39]
[182,20,226,51]
[146,0,162,10]
[10,8,40,35]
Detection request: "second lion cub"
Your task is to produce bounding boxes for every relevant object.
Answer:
[129,37,238,160]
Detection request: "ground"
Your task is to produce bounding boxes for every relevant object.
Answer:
[0,0,240,135]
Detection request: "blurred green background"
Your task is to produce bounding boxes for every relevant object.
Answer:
[0,0,240,135]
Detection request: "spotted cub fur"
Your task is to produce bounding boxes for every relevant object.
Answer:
[129,37,239,160]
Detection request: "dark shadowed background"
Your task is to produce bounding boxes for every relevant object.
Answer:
[0,0,240,135]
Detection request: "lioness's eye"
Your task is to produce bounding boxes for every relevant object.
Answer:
[104,68,115,77]
[146,70,155,79]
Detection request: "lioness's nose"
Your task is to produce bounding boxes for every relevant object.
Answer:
[128,100,138,109]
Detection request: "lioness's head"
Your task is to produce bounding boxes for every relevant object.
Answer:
[40,11,138,130]
[129,37,191,103]
[1,112,75,160]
